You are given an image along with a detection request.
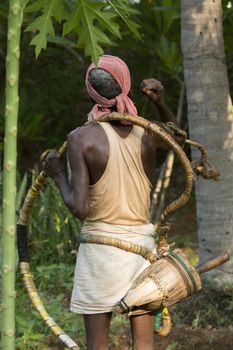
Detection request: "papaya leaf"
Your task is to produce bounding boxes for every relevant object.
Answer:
[24,0,45,13]
[86,2,121,38]
[47,35,76,48]
[21,0,30,10]
[25,0,63,58]
[24,0,141,63]
[63,0,121,64]
[107,0,141,41]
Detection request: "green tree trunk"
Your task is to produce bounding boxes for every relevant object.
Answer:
[1,1,24,348]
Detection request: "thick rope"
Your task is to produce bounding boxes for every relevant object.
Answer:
[185,139,220,181]
[79,233,158,263]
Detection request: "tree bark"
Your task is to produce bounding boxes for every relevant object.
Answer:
[181,0,233,283]
[1,1,24,348]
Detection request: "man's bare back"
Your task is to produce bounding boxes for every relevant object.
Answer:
[68,121,157,186]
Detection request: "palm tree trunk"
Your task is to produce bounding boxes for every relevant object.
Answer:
[181,0,233,283]
[1,1,24,348]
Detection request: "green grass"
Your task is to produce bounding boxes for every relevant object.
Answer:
[165,342,182,350]
[171,279,233,328]
[16,263,86,349]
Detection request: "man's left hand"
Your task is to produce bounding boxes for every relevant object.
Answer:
[140,78,164,103]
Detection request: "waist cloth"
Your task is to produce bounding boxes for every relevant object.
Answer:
[70,221,157,314]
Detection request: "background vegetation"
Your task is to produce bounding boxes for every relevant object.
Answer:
[1,0,233,349]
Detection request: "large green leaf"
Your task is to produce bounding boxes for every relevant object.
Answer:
[63,0,122,64]
[107,0,141,41]
[47,35,77,48]
[25,0,63,58]
[25,0,141,63]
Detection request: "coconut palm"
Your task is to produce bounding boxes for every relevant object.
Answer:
[181,0,233,283]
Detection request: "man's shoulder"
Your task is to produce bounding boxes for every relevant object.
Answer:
[67,122,105,147]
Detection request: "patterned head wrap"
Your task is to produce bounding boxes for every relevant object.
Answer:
[85,55,137,121]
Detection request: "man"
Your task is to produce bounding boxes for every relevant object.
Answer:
[44,55,183,350]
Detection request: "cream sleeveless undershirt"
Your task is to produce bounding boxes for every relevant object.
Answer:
[86,122,152,225]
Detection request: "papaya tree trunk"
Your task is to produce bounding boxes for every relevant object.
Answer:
[1,1,24,348]
[181,0,233,283]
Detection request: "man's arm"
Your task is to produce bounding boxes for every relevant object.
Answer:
[140,78,185,149]
[140,78,180,125]
[43,129,90,220]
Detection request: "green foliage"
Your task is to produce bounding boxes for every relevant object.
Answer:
[1,0,184,170]
[169,232,198,266]
[156,36,182,77]
[172,279,233,328]
[107,0,183,122]
[153,1,180,35]
[15,48,87,169]
[107,0,141,40]
[15,263,129,349]
[165,342,182,350]
[63,0,120,64]
[13,174,84,348]
[138,0,181,79]
[35,263,74,291]
[16,266,86,349]
[25,0,64,58]
[24,0,141,63]
[0,1,232,347]
[29,178,82,266]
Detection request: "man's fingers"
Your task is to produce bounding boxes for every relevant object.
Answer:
[143,89,152,95]
[141,78,163,86]
[141,81,164,94]
[40,149,51,162]
[42,150,58,170]
[142,88,162,97]
[141,86,159,93]
[46,149,57,160]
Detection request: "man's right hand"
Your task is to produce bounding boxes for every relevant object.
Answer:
[43,150,67,179]
[140,78,164,104]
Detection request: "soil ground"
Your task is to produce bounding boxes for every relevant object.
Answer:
[109,325,233,350]
[46,325,233,350]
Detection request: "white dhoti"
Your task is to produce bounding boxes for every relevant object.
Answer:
[70,222,157,314]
